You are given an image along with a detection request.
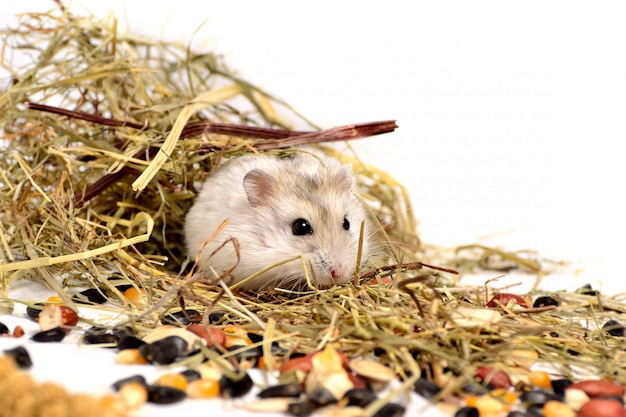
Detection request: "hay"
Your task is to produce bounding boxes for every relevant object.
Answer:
[2,6,626,410]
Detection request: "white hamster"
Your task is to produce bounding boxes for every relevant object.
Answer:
[184,149,372,291]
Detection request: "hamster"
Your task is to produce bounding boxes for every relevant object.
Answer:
[184,149,372,291]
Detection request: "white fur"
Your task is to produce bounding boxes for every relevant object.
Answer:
[184,150,371,290]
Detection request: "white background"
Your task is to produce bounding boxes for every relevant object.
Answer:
[2,1,626,416]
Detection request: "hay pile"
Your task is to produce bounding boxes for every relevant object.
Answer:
[2,6,626,407]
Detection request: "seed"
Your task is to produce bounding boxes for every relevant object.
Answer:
[13,325,24,338]
[187,378,220,399]
[147,385,187,404]
[114,349,148,365]
[528,371,553,390]
[414,377,441,399]
[112,374,147,391]
[208,311,227,323]
[246,398,293,413]
[26,303,44,320]
[449,306,502,328]
[0,322,9,335]
[564,387,589,411]
[186,323,225,348]
[281,354,314,376]
[474,367,512,389]
[578,398,626,417]
[46,295,64,303]
[308,388,337,406]
[373,403,405,417]
[31,327,66,342]
[219,372,254,398]
[97,394,128,415]
[162,309,202,326]
[603,319,625,337]
[454,406,479,417]
[343,387,377,407]
[117,335,146,350]
[520,388,561,406]
[118,381,148,410]
[543,400,575,417]
[4,345,33,369]
[466,394,509,415]
[258,383,303,399]
[180,369,202,383]
[568,379,625,398]
[156,373,188,391]
[533,295,560,308]
[83,327,117,346]
[287,400,316,417]
[75,288,108,304]
[143,326,203,350]
[551,378,573,396]
[124,287,146,306]
[37,304,79,331]
[348,358,395,383]
[139,336,188,365]
[486,293,529,308]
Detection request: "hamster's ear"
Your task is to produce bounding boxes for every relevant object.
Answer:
[333,165,355,192]
[243,169,276,207]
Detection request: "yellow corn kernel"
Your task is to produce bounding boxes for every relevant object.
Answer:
[157,373,188,391]
[118,381,148,410]
[187,378,220,399]
[114,349,148,365]
[124,287,146,306]
[543,400,575,417]
[528,371,553,389]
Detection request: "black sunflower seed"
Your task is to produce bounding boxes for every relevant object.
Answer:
[117,335,146,350]
[257,383,303,399]
[219,372,253,398]
[455,407,479,417]
[180,369,202,383]
[4,345,33,369]
[603,319,625,337]
[373,402,405,417]
[31,327,66,342]
[532,296,560,308]
[161,309,202,326]
[343,387,377,407]
[147,385,187,404]
[414,377,441,399]
[74,288,108,304]
[139,336,188,365]
[0,322,9,335]
[112,374,148,391]
[26,303,44,321]
[83,327,117,346]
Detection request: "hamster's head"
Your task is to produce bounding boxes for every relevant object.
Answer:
[239,156,371,290]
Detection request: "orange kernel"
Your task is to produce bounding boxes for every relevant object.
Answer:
[528,371,553,389]
[157,373,188,391]
[187,378,220,399]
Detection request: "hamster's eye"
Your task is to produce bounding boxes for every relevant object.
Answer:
[292,218,313,236]
[343,216,350,231]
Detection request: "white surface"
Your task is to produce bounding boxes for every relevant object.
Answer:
[2,1,626,416]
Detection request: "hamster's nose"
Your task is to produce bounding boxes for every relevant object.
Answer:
[330,266,345,280]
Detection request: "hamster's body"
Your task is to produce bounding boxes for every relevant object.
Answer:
[184,149,371,290]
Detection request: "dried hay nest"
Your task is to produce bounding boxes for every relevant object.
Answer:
[2,6,626,398]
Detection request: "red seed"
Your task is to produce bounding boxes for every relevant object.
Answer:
[474,366,512,389]
[38,304,79,331]
[280,354,314,375]
[187,324,225,348]
[486,293,529,308]
[568,379,625,398]
[577,398,626,417]
[13,325,24,338]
